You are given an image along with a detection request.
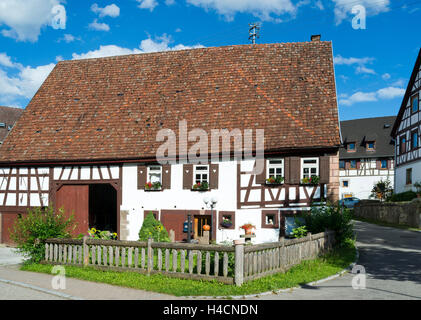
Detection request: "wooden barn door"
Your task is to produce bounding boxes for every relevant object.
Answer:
[56,185,89,236]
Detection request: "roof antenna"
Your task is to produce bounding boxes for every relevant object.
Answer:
[248,23,260,44]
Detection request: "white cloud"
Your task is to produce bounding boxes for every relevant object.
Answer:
[0,56,55,106]
[355,65,376,75]
[58,33,81,43]
[165,0,176,5]
[186,0,296,21]
[334,55,374,66]
[89,19,110,32]
[382,73,391,80]
[72,34,204,60]
[0,52,16,68]
[332,0,390,25]
[91,3,120,18]
[137,0,159,11]
[0,0,66,42]
[339,86,405,106]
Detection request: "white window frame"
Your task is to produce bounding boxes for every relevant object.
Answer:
[147,165,162,184]
[301,157,319,180]
[266,159,284,181]
[193,164,209,185]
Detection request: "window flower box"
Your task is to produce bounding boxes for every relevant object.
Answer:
[192,181,209,191]
[301,175,320,185]
[240,223,256,235]
[221,218,233,228]
[144,181,162,191]
[265,176,284,185]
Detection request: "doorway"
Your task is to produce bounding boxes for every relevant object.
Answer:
[194,215,212,240]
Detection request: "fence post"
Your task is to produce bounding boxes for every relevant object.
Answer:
[83,236,89,267]
[147,238,153,276]
[234,242,244,286]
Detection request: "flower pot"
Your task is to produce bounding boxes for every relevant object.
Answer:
[244,228,253,235]
[221,222,232,228]
[203,224,211,231]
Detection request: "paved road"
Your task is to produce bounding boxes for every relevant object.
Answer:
[255,220,421,300]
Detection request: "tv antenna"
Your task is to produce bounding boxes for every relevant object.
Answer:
[248,23,260,44]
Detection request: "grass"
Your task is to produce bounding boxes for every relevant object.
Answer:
[20,241,356,297]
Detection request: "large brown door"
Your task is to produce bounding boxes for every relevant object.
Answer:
[1,213,24,245]
[56,185,89,236]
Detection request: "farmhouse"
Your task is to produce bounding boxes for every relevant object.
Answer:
[339,116,395,199]
[0,37,341,244]
[391,48,421,193]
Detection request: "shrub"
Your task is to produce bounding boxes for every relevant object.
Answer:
[10,206,75,263]
[301,203,354,246]
[292,225,308,238]
[370,179,393,202]
[138,213,170,242]
[387,191,417,202]
[88,228,118,240]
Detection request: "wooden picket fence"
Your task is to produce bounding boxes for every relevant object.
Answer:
[42,230,335,286]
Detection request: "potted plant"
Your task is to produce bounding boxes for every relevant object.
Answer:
[192,181,209,191]
[145,181,162,191]
[266,176,284,185]
[240,223,255,235]
[301,175,320,185]
[221,217,232,228]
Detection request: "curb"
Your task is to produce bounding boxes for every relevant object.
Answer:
[0,277,84,300]
[186,245,360,300]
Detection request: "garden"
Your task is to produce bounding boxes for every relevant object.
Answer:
[10,203,356,296]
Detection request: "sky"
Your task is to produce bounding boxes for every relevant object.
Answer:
[0,0,420,121]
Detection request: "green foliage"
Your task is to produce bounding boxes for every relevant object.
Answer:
[88,228,118,240]
[370,179,393,202]
[10,205,75,263]
[192,181,209,190]
[387,191,417,202]
[138,213,170,242]
[414,181,421,194]
[302,204,354,246]
[292,225,308,238]
[301,175,320,185]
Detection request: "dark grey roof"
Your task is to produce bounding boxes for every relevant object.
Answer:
[0,106,24,143]
[340,116,396,159]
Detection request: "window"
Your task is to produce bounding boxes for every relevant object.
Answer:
[400,136,406,154]
[380,159,387,169]
[347,143,356,152]
[301,158,319,179]
[0,123,5,128]
[267,159,284,180]
[411,94,419,113]
[261,210,279,229]
[366,141,375,151]
[350,160,357,169]
[342,180,349,187]
[406,168,412,185]
[194,165,209,184]
[339,160,345,169]
[412,130,419,149]
[7,125,12,131]
[147,166,162,184]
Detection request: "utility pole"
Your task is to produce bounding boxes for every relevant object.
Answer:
[248,23,260,44]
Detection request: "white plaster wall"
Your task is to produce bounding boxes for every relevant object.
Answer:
[121,159,286,244]
[395,162,421,193]
[339,174,394,199]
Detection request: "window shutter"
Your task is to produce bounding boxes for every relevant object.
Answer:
[289,157,301,184]
[319,156,330,184]
[284,157,290,184]
[255,158,266,184]
[183,164,193,189]
[376,160,381,169]
[137,165,147,190]
[387,159,392,169]
[209,163,219,190]
[356,160,361,170]
[345,161,350,170]
[162,164,171,189]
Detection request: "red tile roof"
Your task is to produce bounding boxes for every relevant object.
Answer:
[0,42,340,164]
[0,106,23,144]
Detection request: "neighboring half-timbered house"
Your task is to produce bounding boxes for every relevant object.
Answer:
[392,49,421,193]
[339,116,395,199]
[0,38,341,244]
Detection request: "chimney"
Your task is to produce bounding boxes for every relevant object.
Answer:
[311,34,321,42]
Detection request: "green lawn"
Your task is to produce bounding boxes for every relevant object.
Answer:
[21,242,356,297]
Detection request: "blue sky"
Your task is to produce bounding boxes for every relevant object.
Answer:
[0,0,420,121]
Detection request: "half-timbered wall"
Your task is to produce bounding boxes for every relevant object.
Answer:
[339,158,394,198]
